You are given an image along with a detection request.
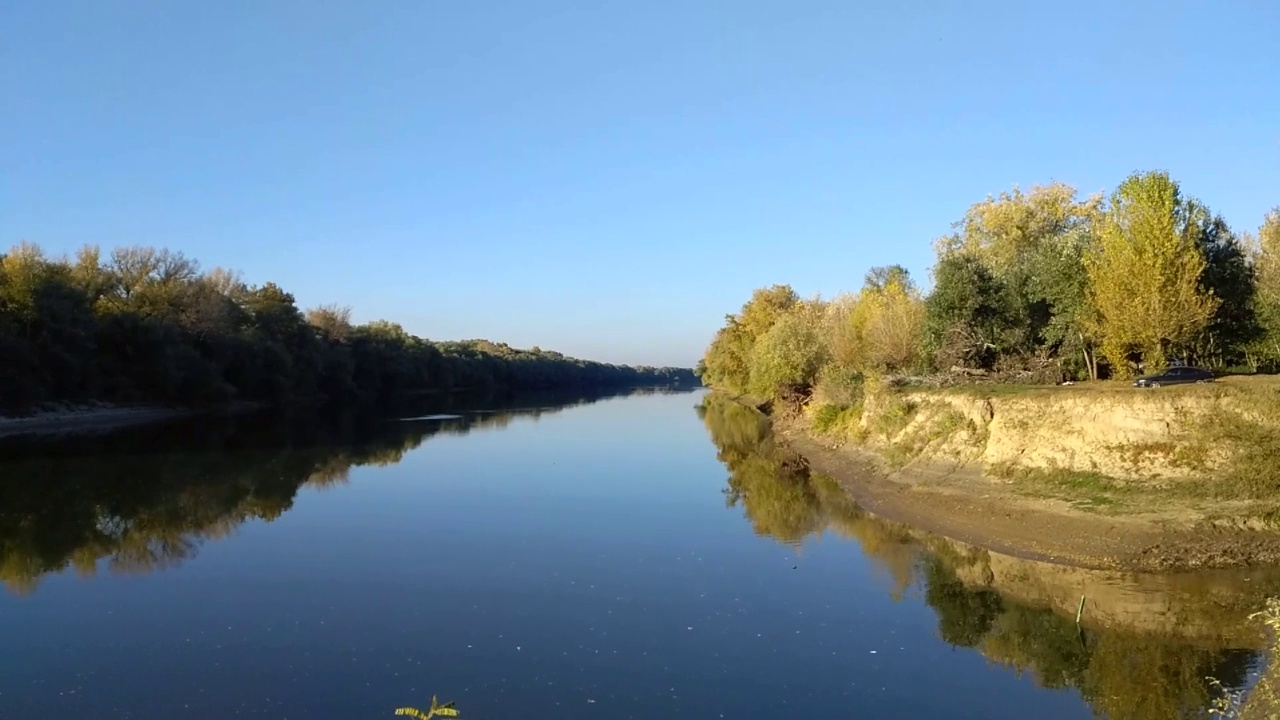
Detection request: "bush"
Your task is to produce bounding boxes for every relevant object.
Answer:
[747,303,827,398]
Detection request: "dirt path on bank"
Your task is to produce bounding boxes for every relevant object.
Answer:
[775,416,1280,572]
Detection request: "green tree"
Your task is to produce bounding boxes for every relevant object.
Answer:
[1026,224,1100,379]
[1251,209,1280,366]
[1193,214,1258,367]
[938,182,1103,278]
[936,183,1104,376]
[747,301,827,398]
[924,253,1018,370]
[700,318,753,393]
[699,285,801,396]
[0,241,695,415]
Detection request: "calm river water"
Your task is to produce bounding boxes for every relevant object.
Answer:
[1,387,1275,719]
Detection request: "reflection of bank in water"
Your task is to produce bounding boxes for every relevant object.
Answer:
[697,393,1275,720]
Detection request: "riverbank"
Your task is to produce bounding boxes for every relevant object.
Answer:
[779,416,1280,571]
[0,401,273,439]
[0,405,200,439]
[734,376,1280,571]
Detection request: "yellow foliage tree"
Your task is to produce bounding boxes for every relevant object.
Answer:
[1085,171,1218,375]
[938,182,1104,277]
[833,266,925,375]
[747,300,828,398]
[822,292,861,369]
[1251,209,1280,361]
[699,284,802,395]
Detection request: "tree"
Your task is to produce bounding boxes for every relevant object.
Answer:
[306,304,354,342]
[747,301,827,398]
[1252,209,1280,365]
[938,182,1104,278]
[1085,171,1218,376]
[699,285,801,396]
[738,284,800,339]
[1192,213,1258,367]
[843,266,925,373]
[935,183,1104,371]
[924,253,1018,369]
[822,293,861,370]
[0,240,693,415]
[1026,224,1100,379]
[701,318,753,393]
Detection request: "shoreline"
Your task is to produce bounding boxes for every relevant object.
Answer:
[768,409,1280,572]
[0,406,198,439]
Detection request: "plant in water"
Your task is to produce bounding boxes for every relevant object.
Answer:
[1208,597,1280,718]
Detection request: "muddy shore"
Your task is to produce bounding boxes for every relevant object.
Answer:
[772,412,1280,572]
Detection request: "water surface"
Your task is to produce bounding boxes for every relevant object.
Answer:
[0,388,1273,718]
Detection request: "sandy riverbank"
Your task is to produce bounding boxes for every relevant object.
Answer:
[765,402,1280,572]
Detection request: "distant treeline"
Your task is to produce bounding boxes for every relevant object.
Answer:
[0,243,696,414]
[699,171,1280,400]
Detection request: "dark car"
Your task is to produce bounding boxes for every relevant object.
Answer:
[1132,366,1215,388]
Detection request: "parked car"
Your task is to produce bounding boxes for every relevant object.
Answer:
[1132,366,1215,388]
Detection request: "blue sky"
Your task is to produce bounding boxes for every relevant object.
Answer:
[3,1,1278,367]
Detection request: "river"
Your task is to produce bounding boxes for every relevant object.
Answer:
[0,387,1274,719]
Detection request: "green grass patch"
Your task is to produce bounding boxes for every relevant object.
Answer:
[870,396,918,439]
[810,402,864,437]
[993,463,1132,512]
[879,407,972,468]
[1200,417,1280,500]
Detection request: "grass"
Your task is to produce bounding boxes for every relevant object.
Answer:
[879,407,973,468]
[870,395,918,439]
[810,402,863,437]
[993,463,1133,511]
[934,373,1280,399]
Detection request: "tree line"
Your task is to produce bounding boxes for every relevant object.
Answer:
[698,171,1280,399]
[0,242,696,414]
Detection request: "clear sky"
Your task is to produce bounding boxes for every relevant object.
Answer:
[3,1,1277,367]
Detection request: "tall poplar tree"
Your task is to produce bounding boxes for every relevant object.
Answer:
[1085,171,1218,375]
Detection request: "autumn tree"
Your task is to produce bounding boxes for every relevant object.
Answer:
[935,183,1104,374]
[1252,209,1280,364]
[700,285,801,395]
[738,284,800,339]
[747,300,827,398]
[937,182,1103,279]
[307,304,354,342]
[841,266,925,374]
[822,292,861,370]
[700,318,753,393]
[1085,171,1218,375]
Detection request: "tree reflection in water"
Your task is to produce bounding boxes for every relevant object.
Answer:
[697,393,1273,720]
[0,386,689,596]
